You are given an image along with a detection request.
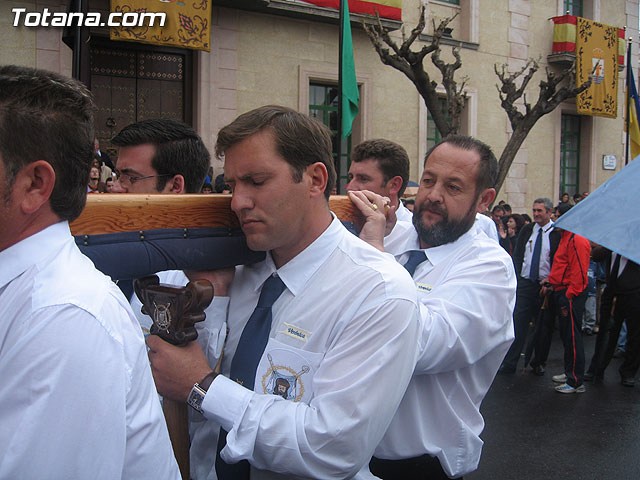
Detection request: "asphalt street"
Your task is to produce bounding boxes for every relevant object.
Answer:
[468,332,640,479]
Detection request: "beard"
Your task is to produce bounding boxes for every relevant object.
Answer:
[413,199,477,248]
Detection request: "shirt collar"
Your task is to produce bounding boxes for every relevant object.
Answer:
[254,213,344,297]
[0,221,70,289]
[422,227,476,266]
[533,220,554,234]
[397,225,477,267]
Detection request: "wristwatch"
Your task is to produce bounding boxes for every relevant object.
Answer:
[187,371,217,414]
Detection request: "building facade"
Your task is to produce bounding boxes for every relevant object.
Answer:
[1,0,638,210]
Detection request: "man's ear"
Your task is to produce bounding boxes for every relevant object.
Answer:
[18,160,56,214]
[476,187,496,214]
[306,162,329,198]
[164,175,185,194]
[386,175,403,197]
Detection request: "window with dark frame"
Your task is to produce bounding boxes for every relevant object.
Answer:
[426,97,451,152]
[308,83,353,193]
[560,113,581,197]
[564,0,583,16]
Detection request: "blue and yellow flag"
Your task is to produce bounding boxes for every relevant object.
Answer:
[626,59,640,161]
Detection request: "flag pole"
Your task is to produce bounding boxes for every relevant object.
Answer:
[337,0,345,193]
[626,35,631,166]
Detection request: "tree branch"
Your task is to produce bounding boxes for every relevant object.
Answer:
[363,5,463,138]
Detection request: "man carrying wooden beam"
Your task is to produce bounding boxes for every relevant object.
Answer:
[0,66,180,479]
[108,118,216,319]
[111,118,210,195]
[350,135,516,479]
[146,105,420,480]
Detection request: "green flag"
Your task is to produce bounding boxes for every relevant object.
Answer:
[341,0,359,138]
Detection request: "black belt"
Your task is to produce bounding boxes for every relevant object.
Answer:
[369,455,462,480]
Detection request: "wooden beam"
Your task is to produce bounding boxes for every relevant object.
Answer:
[70,194,363,235]
[69,192,364,480]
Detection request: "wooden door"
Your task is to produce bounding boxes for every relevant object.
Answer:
[90,40,192,162]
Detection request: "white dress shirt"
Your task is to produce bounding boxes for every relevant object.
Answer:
[474,212,499,242]
[0,222,180,480]
[382,202,414,252]
[192,215,420,480]
[611,253,629,277]
[395,202,413,223]
[378,222,516,477]
[521,221,554,280]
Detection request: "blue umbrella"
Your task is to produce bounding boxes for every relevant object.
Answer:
[554,158,640,264]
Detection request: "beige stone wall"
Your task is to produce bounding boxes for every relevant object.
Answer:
[0,1,72,75]
[1,1,37,67]
[2,0,637,201]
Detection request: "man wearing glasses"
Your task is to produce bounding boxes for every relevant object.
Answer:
[109,119,212,308]
[111,118,210,194]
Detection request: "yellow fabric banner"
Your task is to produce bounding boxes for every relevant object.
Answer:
[110,0,211,52]
[576,17,619,118]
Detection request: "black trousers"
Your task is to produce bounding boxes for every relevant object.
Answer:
[556,289,587,386]
[529,293,556,369]
[502,278,542,370]
[589,290,640,379]
[370,455,462,480]
[587,287,615,376]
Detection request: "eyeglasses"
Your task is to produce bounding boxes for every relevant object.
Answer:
[114,170,172,186]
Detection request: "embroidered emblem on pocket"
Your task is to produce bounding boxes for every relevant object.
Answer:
[261,354,310,402]
[416,283,432,293]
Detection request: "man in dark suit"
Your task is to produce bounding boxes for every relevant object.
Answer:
[498,198,561,374]
[585,248,640,386]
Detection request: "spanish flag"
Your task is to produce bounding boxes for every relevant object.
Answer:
[302,0,401,21]
[552,15,577,54]
[626,50,640,161]
[552,16,625,68]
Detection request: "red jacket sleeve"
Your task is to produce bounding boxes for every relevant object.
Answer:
[548,232,591,299]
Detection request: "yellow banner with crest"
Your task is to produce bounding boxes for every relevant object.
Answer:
[576,17,619,118]
[110,0,211,52]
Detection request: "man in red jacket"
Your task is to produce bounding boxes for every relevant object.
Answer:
[546,205,591,393]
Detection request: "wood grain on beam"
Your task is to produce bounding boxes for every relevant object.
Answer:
[70,194,363,235]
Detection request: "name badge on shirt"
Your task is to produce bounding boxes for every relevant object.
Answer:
[416,282,432,293]
[280,323,312,342]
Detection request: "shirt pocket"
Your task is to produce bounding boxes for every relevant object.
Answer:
[254,338,323,405]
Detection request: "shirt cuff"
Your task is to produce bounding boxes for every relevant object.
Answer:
[202,374,252,432]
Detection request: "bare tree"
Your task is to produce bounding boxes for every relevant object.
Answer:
[364,5,591,194]
[494,60,591,193]
[363,5,465,138]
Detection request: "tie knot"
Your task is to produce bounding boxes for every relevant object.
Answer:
[257,275,286,308]
[403,250,427,277]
